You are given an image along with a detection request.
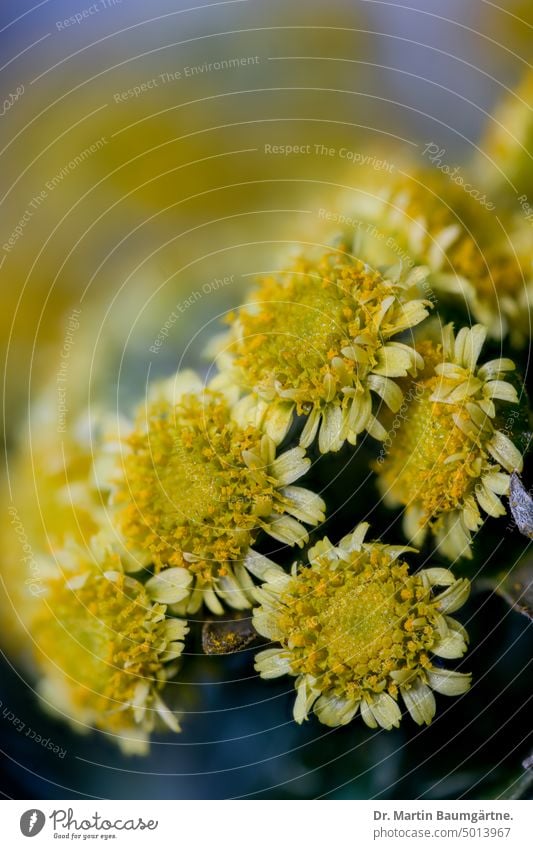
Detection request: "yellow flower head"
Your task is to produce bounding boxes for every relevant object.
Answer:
[32,540,188,755]
[343,169,526,343]
[376,324,523,559]
[254,522,471,729]
[0,402,124,653]
[8,406,113,555]
[114,373,325,614]
[214,248,430,453]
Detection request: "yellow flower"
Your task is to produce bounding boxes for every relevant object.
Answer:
[213,247,430,453]
[32,539,188,755]
[376,324,523,559]
[254,523,471,729]
[342,169,527,342]
[113,373,325,614]
[7,406,110,554]
[0,401,126,653]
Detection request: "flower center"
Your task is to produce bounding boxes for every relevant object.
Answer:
[228,252,392,406]
[318,578,398,666]
[171,425,228,523]
[276,554,437,700]
[118,393,275,574]
[390,391,474,513]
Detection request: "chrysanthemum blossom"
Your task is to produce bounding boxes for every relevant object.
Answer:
[9,403,117,554]
[0,400,132,651]
[114,375,325,614]
[376,324,523,559]
[342,171,526,342]
[213,248,430,453]
[33,541,188,755]
[254,523,471,729]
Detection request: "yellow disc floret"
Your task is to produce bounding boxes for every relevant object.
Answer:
[114,380,325,613]
[376,324,523,559]
[215,248,430,452]
[254,522,471,729]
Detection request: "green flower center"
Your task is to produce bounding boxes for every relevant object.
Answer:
[318,578,398,666]
[276,551,438,700]
[228,251,395,407]
[171,426,229,524]
[117,392,277,578]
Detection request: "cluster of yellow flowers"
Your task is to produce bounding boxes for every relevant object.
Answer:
[5,81,532,754]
